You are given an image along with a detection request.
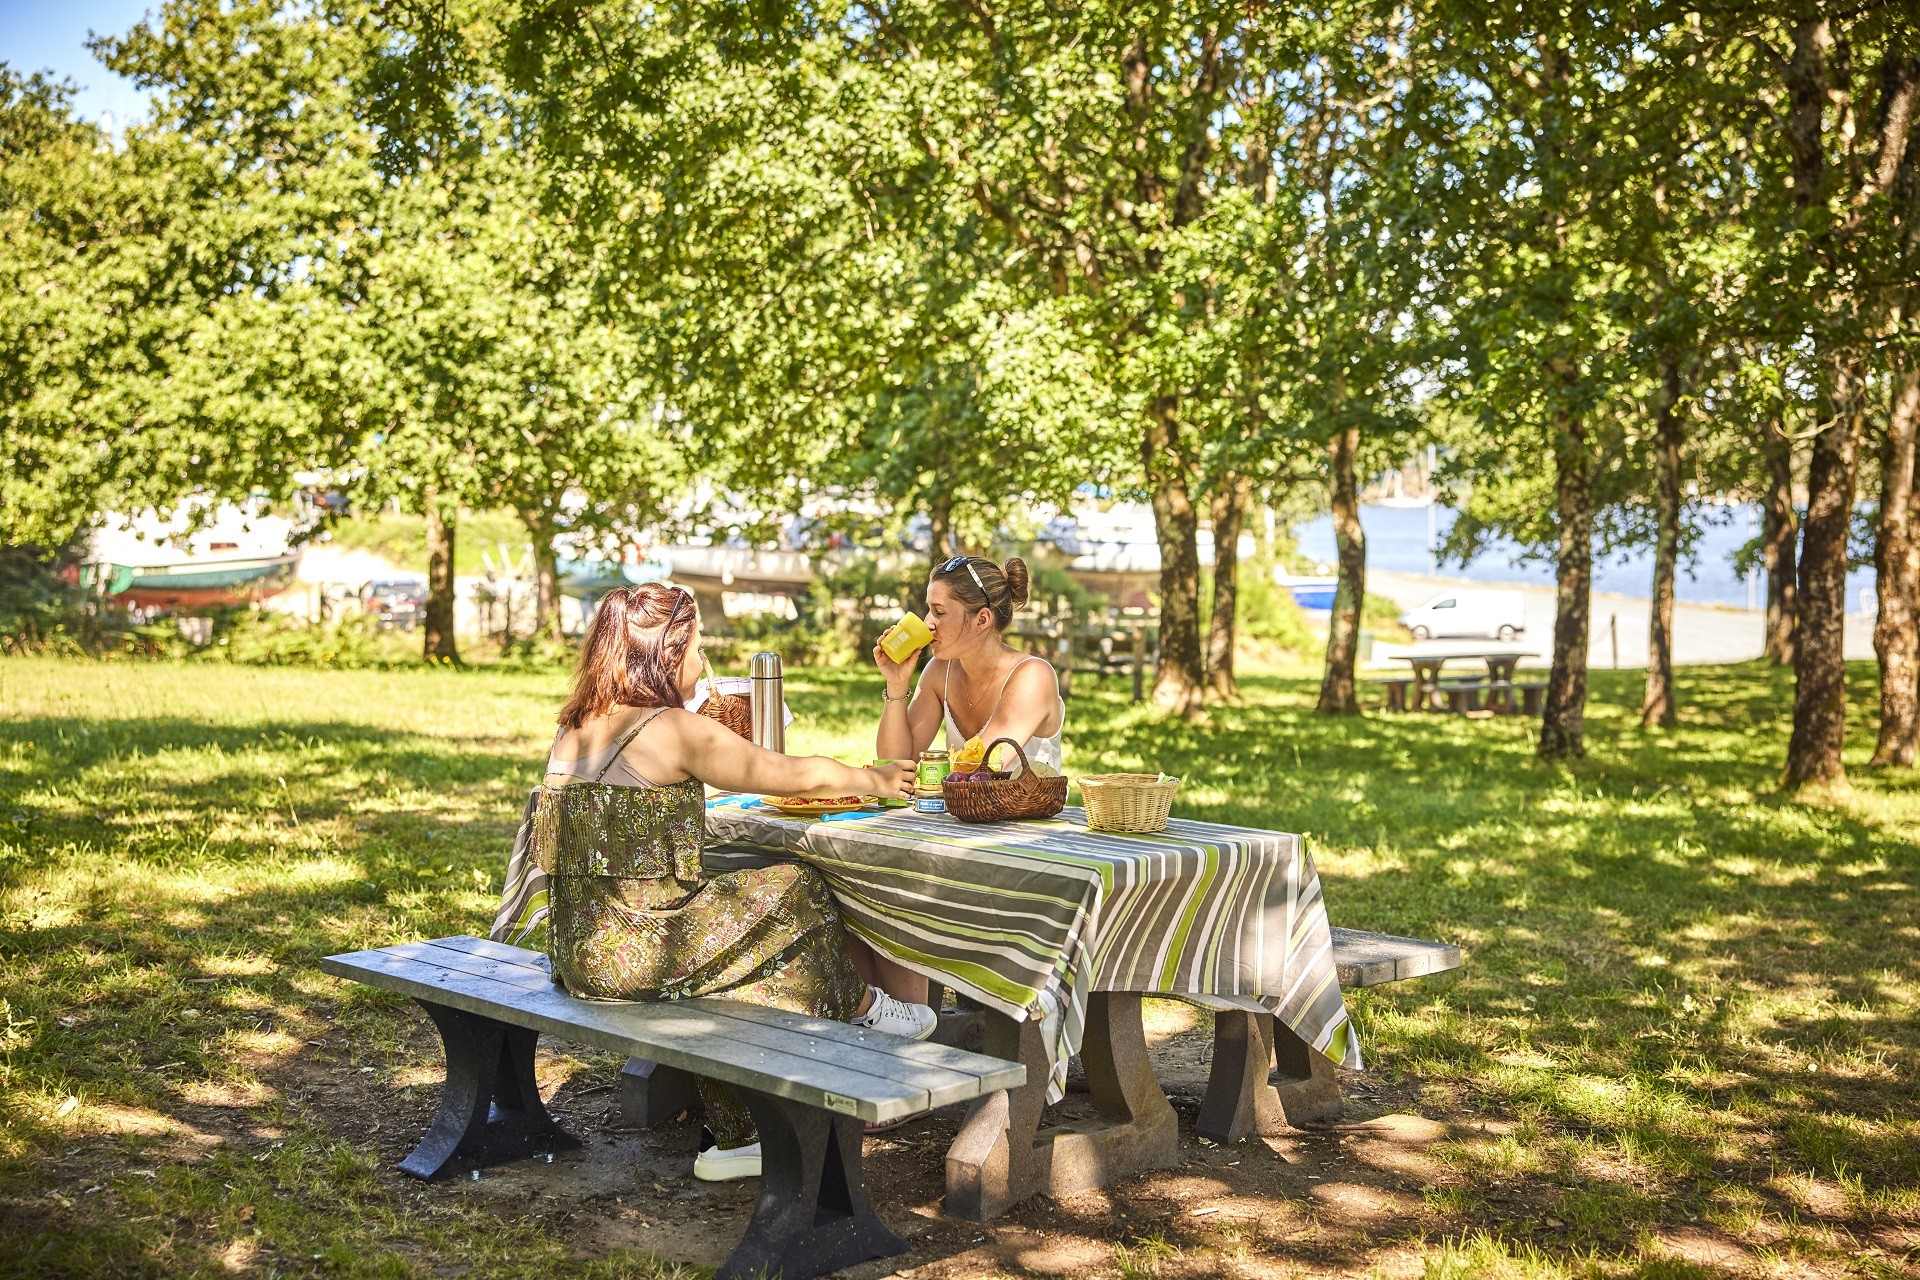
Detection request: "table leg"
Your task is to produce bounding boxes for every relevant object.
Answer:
[1485,658,1516,713]
[1195,1012,1345,1142]
[1195,1010,1284,1143]
[945,993,1179,1220]
[1415,662,1442,712]
[1273,1018,1343,1124]
[928,983,986,1052]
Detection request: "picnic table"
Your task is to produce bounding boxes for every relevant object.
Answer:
[1384,647,1536,713]
[701,800,1360,1218]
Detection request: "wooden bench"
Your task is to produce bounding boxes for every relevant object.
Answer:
[1369,676,1414,712]
[1435,679,1489,714]
[321,935,1024,1280]
[627,924,1463,1157]
[1193,926,1462,1144]
[1475,679,1547,716]
[1513,680,1547,715]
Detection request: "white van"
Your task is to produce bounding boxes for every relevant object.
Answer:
[1400,589,1528,641]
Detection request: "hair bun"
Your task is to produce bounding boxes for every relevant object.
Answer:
[1002,557,1030,609]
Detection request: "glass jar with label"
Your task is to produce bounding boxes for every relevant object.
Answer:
[914,749,951,813]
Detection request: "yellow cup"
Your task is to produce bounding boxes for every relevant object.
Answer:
[879,612,933,663]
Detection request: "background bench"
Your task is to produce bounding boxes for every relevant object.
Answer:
[322,935,1023,1280]
[1369,676,1414,712]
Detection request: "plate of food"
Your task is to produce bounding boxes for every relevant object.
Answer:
[759,795,876,817]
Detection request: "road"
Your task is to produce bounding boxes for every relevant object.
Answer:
[1367,570,1878,669]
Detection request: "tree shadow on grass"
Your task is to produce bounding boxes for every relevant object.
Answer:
[1070,663,1918,1200]
[3,670,1916,1277]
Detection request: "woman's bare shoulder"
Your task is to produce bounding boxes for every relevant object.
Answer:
[637,706,702,739]
[1007,655,1061,694]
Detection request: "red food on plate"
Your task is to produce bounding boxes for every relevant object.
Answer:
[767,795,864,807]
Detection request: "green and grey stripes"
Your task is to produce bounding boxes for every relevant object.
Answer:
[706,804,1361,1097]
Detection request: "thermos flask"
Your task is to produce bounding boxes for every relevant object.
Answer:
[750,652,785,753]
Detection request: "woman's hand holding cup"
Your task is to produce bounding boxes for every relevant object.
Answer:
[872,641,923,697]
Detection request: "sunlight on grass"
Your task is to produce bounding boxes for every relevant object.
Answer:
[2,656,1917,1276]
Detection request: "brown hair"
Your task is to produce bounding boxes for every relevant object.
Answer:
[557,583,698,728]
[930,555,1030,630]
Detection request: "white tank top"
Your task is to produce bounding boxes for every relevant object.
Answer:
[939,656,1065,773]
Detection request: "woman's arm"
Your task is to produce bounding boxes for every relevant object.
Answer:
[874,650,945,762]
[971,660,1060,760]
[641,710,914,799]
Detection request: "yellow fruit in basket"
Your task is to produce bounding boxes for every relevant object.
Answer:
[1028,761,1061,778]
[953,736,986,768]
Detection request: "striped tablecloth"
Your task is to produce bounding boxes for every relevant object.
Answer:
[705,801,1361,1095]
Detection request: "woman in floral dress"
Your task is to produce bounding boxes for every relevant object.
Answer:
[537,583,935,1182]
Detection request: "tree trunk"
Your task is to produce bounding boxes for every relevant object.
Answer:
[1783,362,1864,792]
[919,491,954,616]
[1871,359,1920,766]
[1760,412,1799,665]
[1205,473,1250,699]
[526,511,564,646]
[1539,406,1592,758]
[1144,396,1206,716]
[423,489,460,664]
[1317,425,1367,716]
[1642,355,1685,729]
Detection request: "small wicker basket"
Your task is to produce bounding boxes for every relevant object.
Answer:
[1079,773,1180,833]
[697,673,754,741]
[942,738,1068,824]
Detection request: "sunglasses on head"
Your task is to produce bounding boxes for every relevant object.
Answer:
[939,555,991,601]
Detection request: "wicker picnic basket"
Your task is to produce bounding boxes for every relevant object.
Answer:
[697,676,754,740]
[942,737,1068,824]
[1078,773,1181,833]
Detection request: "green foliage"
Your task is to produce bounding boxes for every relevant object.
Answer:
[197,610,403,669]
[319,509,538,577]
[1363,590,1411,636]
[0,552,89,657]
[1228,563,1320,656]
[706,606,860,671]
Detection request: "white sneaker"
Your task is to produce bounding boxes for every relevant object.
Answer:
[693,1141,762,1182]
[852,987,938,1040]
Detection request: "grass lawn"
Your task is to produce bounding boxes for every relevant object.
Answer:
[1,655,1916,1279]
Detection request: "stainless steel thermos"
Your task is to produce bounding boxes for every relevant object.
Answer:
[749,652,785,753]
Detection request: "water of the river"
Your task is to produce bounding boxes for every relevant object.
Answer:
[1293,503,1878,610]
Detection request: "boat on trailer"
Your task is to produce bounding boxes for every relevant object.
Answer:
[82,501,303,612]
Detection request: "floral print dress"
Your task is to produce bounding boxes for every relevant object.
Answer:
[540,708,867,1148]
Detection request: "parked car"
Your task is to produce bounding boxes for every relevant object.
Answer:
[362,577,428,631]
[1399,589,1528,642]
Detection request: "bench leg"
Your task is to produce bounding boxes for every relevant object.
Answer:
[619,1057,701,1128]
[945,992,1179,1220]
[399,999,581,1181]
[716,1091,908,1280]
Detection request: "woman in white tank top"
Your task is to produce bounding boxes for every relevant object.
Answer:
[866,554,1066,1000]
